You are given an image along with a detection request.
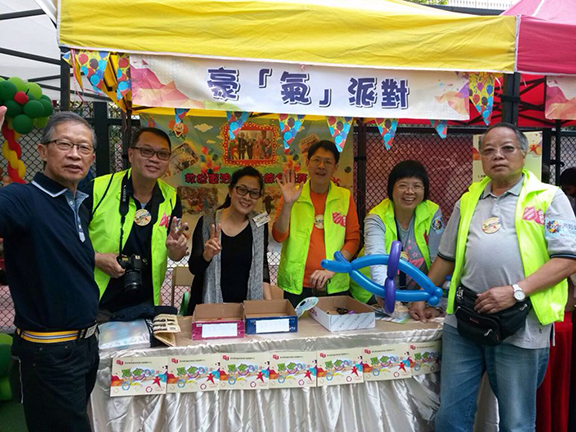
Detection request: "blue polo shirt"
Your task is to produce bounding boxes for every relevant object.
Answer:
[0,172,99,331]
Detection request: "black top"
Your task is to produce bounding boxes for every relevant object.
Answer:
[82,176,182,313]
[187,215,270,314]
[0,173,99,331]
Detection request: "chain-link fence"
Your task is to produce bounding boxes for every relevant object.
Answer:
[2,109,576,332]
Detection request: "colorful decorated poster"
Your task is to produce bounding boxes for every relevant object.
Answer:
[226,111,250,140]
[409,341,441,376]
[362,345,411,381]
[76,50,110,94]
[316,349,363,387]
[141,115,354,252]
[166,354,220,393]
[269,351,317,389]
[278,114,305,150]
[115,53,131,101]
[472,131,542,182]
[545,76,576,120]
[326,116,353,152]
[219,353,270,390]
[110,357,167,397]
[131,55,470,120]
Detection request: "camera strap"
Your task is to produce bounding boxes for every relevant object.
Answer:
[118,172,131,253]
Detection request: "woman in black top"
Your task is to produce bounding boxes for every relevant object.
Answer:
[187,167,271,314]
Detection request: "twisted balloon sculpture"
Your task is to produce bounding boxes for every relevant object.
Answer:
[321,240,443,314]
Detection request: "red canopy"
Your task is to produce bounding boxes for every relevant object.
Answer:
[502,0,576,76]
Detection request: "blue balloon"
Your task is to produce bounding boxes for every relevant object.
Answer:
[321,240,442,312]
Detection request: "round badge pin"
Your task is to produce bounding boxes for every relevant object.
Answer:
[314,214,324,230]
[482,217,501,234]
[134,208,152,226]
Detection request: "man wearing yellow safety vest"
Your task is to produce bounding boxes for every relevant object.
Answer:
[272,140,360,307]
[84,128,189,315]
[411,124,576,432]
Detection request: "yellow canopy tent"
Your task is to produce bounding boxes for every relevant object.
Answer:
[58,0,516,116]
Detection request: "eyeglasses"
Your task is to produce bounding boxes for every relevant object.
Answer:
[234,185,261,199]
[309,157,335,167]
[480,145,522,158]
[132,146,172,161]
[46,139,94,156]
[396,183,424,192]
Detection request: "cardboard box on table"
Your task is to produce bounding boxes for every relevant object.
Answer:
[308,296,375,332]
[191,303,244,340]
[243,299,298,335]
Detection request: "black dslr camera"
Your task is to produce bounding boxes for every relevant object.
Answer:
[117,254,144,291]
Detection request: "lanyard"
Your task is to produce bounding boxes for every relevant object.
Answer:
[394,216,407,288]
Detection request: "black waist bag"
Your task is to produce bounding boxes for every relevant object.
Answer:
[454,285,532,346]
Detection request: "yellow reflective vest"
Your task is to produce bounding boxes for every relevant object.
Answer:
[277,180,350,295]
[448,170,566,325]
[89,169,177,305]
[350,198,439,303]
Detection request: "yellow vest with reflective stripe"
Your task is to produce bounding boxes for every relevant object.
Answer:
[448,170,566,325]
[89,169,177,305]
[277,181,350,295]
[350,199,438,303]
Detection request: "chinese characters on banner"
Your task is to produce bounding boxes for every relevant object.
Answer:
[131,55,470,121]
[143,115,354,250]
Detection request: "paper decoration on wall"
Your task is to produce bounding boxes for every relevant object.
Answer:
[76,50,110,94]
[429,120,448,139]
[116,53,131,101]
[374,118,399,150]
[326,116,353,152]
[278,114,305,150]
[469,72,495,125]
[226,111,250,141]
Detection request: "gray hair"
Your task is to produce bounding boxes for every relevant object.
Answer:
[41,111,97,149]
[479,122,528,153]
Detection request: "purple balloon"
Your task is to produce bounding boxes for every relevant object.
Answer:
[384,277,396,314]
[387,240,402,279]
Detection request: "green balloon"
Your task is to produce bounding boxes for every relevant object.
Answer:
[3,100,22,118]
[34,116,49,128]
[0,377,11,401]
[0,334,11,345]
[0,81,17,101]
[40,94,51,102]
[12,114,33,134]
[7,77,27,93]
[23,100,44,118]
[26,82,43,100]
[39,99,54,117]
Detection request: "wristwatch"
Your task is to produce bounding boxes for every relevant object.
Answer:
[512,284,526,302]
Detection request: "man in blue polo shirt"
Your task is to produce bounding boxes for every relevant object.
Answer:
[0,108,99,431]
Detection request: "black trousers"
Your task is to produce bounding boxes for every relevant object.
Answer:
[284,288,348,308]
[12,333,99,432]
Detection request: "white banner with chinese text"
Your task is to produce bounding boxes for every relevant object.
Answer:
[131,55,470,120]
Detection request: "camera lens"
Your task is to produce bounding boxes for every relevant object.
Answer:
[124,270,142,291]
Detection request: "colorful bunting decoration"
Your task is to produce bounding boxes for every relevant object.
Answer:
[326,116,354,152]
[429,120,448,139]
[469,72,495,125]
[278,114,305,150]
[76,50,110,95]
[62,50,83,90]
[115,53,131,101]
[226,111,250,141]
[374,118,399,150]
[174,108,189,124]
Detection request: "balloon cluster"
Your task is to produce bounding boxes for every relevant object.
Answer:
[0,77,54,183]
[321,241,443,314]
